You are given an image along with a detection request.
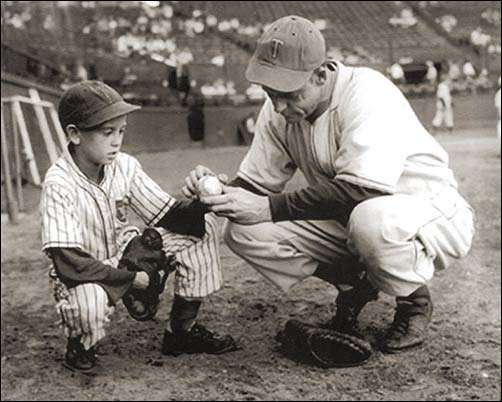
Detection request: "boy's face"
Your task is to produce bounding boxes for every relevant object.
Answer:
[70,115,128,165]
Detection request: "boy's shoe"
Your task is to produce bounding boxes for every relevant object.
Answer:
[162,324,238,356]
[64,338,96,373]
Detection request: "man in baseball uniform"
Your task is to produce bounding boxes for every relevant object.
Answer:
[41,81,237,372]
[432,73,454,134]
[183,16,475,353]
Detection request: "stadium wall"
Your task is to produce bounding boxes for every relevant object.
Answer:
[2,74,499,180]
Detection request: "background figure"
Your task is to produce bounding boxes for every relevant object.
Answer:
[425,60,438,86]
[187,92,205,145]
[496,78,501,156]
[177,63,191,107]
[432,74,454,133]
[237,112,257,146]
[462,59,477,94]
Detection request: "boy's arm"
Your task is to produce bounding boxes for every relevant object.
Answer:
[48,247,136,304]
[155,199,209,238]
[128,156,208,237]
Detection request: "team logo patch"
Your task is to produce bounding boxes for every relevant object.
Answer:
[271,39,284,59]
[115,198,130,223]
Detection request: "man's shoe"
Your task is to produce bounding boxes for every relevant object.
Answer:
[327,276,379,332]
[64,338,96,373]
[383,285,433,353]
[161,324,238,356]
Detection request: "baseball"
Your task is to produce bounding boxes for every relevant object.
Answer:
[197,175,223,196]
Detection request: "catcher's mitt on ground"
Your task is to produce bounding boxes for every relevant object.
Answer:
[276,319,372,368]
[119,228,176,321]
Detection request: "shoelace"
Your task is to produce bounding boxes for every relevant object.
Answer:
[390,303,427,335]
[192,325,220,341]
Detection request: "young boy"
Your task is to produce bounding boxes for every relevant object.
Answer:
[40,80,237,373]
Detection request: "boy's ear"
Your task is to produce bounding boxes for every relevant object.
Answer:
[66,124,81,145]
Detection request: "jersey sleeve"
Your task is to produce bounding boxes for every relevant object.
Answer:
[128,157,177,226]
[41,183,85,251]
[237,100,297,194]
[334,73,411,193]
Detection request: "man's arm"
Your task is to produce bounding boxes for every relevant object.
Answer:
[269,179,390,226]
[220,177,389,226]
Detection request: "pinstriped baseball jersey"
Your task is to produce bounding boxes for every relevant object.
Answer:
[41,147,222,298]
[238,62,458,197]
[41,147,176,264]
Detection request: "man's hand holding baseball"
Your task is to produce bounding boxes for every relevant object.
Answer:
[200,185,272,225]
[182,165,228,199]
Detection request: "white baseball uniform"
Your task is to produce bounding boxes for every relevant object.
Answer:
[432,80,454,129]
[495,88,501,155]
[41,148,222,350]
[224,61,474,297]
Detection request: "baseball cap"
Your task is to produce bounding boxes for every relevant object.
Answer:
[246,15,326,92]
[58,80,141,131]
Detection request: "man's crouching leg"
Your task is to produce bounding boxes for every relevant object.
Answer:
[346,196,435,352]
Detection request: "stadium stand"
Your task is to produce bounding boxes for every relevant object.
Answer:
[1,1,500,105]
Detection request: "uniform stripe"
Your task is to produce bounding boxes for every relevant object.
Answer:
[43,148,223,345]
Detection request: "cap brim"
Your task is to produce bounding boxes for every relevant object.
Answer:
[246,56,312,92]
[80,101,141,129]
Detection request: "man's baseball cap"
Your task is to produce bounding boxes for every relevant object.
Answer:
[58,80,141,131]
[246,15,326,92]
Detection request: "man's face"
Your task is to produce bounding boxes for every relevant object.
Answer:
[262,75,323,123]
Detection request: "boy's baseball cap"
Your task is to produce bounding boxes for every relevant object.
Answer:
[58,80,141,131]
[246,15,326,92]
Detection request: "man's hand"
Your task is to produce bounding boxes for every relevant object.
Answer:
[132,271,149,289]
[200,185,272,225]
[182,165,228,199]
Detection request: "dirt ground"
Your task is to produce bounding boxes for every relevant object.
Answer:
[1,128,500,401]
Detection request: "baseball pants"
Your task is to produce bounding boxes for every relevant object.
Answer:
[224,188,474,297]
[51,214,222,350]
[432,105,454,129]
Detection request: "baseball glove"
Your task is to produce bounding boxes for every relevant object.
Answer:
[276,319,372,368]
[119,228,176,321]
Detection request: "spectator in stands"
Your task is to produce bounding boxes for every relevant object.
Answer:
[237,111,257,146]
[184,15,474,355]
[389,7,417,28]
[462,59,477,94]
[245,84,266,101]
[495,77,501,157]
[447,59,461,82]
[187,91,206,145]
[389,62,405,84]
[425,60,437,86]
[75,58,88,82]
[177,63,191,107]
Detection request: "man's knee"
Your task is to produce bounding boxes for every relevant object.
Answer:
[223,221,250,257]
[348,198,389,262]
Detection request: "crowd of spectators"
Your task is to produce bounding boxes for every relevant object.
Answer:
[1,1,500,106]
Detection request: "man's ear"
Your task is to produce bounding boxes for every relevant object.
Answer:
[312,66,328,86]
[66,125,81,145]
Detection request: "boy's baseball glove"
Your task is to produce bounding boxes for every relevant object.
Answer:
[119,228,176,321]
